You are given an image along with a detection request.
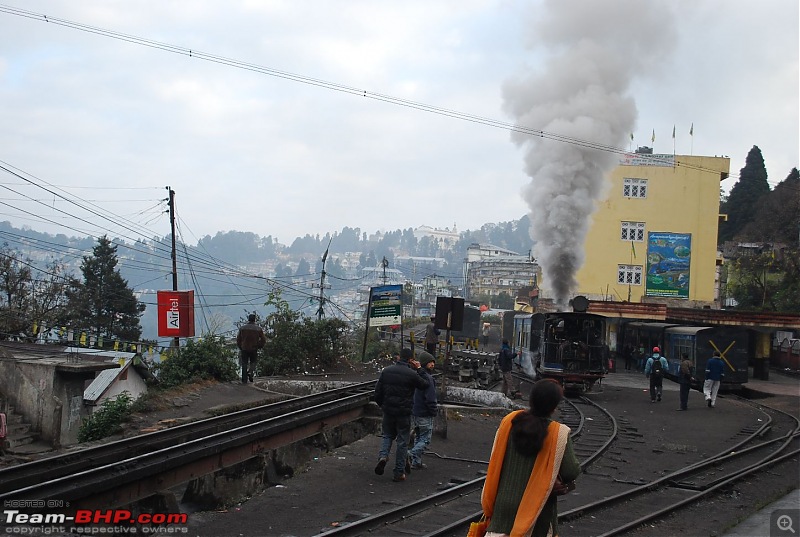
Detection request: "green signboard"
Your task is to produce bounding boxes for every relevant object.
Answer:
[369,285,402,327]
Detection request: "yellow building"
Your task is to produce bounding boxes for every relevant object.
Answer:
[575,150,730,306]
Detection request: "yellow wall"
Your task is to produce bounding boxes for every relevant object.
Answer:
[575,154,730,304]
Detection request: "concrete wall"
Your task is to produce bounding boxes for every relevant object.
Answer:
[0,357,110,447]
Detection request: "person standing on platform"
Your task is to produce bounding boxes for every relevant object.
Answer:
[236,314,266,384]
[482,323,491,350]
[677,353,695,411]
[374,348,430,482]
[424,316,440,356]
[408,351,437,470]
[704,350,725,408]
[497,339,519,399]
[644,347,668,403]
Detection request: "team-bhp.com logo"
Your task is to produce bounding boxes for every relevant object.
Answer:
[3,508,188,534]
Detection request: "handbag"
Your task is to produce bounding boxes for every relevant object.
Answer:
[467,514,489,537]
[552,474,576,496]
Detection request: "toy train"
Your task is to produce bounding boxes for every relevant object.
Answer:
[508,296,608,393]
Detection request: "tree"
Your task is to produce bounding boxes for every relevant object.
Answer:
[725,250,800,312]
[0,248,70,339]
[742,168,800,246]
[258,289,350,375]
[66,236,145,343]
[0,247,32,337]
[719,146,771,244]
[295,258,311,277]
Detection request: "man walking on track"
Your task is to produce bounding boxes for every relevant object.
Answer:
[704,350,725,408]
[236,314,266,384]
[644,346,668,403]
[374,348,430,482]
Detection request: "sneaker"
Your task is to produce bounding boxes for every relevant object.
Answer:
[675,408,686,411]
[412,462,427,470]
[374,458,387,475]
[392,473,406,482]
[657,395,661,402]
[707,399,712,408]
[651,400,656,403]
[248,373,254,382]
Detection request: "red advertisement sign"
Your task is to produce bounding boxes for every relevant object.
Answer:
[157,290,195,337]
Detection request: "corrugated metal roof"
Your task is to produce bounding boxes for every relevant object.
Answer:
[83,359,130,402]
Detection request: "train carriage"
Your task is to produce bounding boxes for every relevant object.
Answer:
[623,321,750,390]
[663,325,750,389]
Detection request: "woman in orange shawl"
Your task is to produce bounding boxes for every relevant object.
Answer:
[481,379,580,537]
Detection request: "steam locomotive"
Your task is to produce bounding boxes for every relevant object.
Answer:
[510,296,608,393]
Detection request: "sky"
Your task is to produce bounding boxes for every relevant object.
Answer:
[1,0,798,250]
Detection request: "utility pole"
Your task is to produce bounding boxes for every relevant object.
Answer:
[381,257,388,285]
[314,239,332,320]
[167,187,179,349]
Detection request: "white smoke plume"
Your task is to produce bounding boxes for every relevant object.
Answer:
[503,0,676,308]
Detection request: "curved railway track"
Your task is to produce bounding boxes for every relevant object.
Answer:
[0,381,377,505]
[316,395,618,537]
[555,396,800,536]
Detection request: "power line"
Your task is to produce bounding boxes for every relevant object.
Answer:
[0,5,745,183]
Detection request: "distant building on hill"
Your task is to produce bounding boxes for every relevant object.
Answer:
[413,224,459,251]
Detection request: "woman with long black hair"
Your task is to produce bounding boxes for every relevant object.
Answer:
[480,379,580,537]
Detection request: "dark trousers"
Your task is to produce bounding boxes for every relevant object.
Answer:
[426,342,436,355]
[679,379,690,409]
[649,375,663,401]
[240,350,257,382]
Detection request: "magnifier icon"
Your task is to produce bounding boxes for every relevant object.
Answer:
[778,514,796,533]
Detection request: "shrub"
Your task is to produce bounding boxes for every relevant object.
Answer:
[78,392,133,442]
[155,336,238,388]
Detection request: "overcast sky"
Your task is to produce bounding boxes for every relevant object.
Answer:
[1,0,797,249]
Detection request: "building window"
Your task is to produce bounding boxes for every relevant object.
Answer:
[623,178,648,198]
[621,221,645,241]
[617,265,642,285]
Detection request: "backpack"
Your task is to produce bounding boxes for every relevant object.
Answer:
[651,356,663,376]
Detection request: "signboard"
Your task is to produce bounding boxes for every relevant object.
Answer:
[369,285,402,327]
[157,290,196,337]
[619,152,675,167]
[645,232,691,299]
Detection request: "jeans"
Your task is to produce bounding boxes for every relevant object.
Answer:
[378,413,411,477]
[240,350,257,382]
[409,415,434,466]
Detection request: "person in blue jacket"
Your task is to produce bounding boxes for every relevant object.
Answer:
[704,351,725,408]
[408,351,438,470]
[644,347,668,403]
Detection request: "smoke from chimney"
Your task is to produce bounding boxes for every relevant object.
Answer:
[502,0,676,307]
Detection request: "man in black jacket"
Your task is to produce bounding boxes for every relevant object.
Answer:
[374,347,430,482]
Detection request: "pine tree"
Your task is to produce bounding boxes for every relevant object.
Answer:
[719,146,771,244]
[742,168,800,246]
[66,236,145,343]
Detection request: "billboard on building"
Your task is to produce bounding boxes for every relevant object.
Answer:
[369,285,403,327]
[645,232,691,299]
[157,290,196,337]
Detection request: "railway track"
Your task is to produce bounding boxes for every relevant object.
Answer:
[555,396,800,536]
[316,395,618,537]
[0,381,377,506]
